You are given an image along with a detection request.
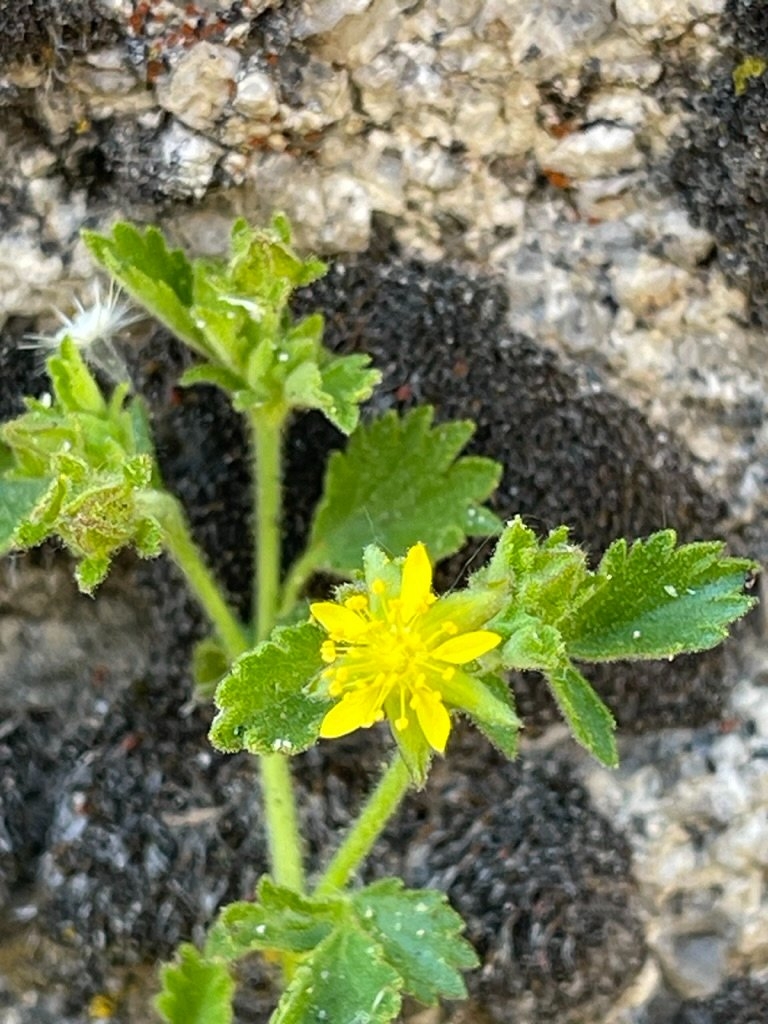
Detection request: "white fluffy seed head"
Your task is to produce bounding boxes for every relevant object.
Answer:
[23,280,143,385]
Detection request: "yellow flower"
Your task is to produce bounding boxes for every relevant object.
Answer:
[310,543,502,754]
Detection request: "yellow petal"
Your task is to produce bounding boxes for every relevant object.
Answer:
[410,688,451,753]
[399,542,433,621]
[319,687,385,738]
[431,630,501,664]
[310,601,369,641]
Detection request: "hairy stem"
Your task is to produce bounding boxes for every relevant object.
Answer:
[248,409,306,897]
[250,411,283,643]
[314,754,411,896]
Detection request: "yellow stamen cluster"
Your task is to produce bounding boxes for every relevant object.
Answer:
[310,543,501,753]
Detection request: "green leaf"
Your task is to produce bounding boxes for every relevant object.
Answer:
[496,612,566,671]
[316,354,382,435]
[465,673,520,759]
[305,408,503,576]
[205,879,339,960]
[562,531,757,662]
[178,363,246,395]
[271,923,402,1024]
[83,223,206,355]
[474,516,589,628]
[0,477,49,555]
[155,944,234,1024]
[545,661,617,767]
[191,635,230,700]
[209,622,330,756]
[352,879,478,1004]
[48,338,106,415]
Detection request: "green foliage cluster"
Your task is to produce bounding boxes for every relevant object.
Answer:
[0,215,756,1024]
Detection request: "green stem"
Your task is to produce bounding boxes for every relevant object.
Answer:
[150,492,249,659]
[248,409,306,897]
[260,754,305,893]
[314,754,412,896]
[249,411,283,643]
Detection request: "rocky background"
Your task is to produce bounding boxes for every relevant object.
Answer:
[1,0,768,1021]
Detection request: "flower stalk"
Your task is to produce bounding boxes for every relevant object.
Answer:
[314,753,412,896]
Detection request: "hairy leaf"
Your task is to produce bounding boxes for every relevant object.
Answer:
[351,879,478,1004]
[83,224,205,354]
[304,407,502,576]
[545,661,617,768]
[155,945,234,1024]
[205,879,339,960]
[316,353,382,435]
[271,923,402,1024]
[563,531,756,661]
[209,623,330,755]
[0,477,49,555]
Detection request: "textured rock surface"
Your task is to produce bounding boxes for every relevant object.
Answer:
[0,0,767,1021]
[673,975,768,1024]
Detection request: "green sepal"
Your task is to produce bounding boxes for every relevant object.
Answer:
[351,878,478,1004]
[391,715,433,788]
[304,407,503,577]
[464,673,520,760]
[271,923,402,1024]
[494,610,567,671]
[155,944,234,1024]
[544,661,618,768]
[209,622,331,756]
[562,531,757,662]
[473,516,589,628]
[205,878,340,960]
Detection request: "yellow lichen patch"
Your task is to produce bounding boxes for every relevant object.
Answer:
[733,55,767,96]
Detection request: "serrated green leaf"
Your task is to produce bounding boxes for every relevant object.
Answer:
[209,622,330,755]
[83,224,206,355]
[155,944,234,1024]
[466,673,520,759]
[304,408,503,577]
[205,879,339,960]
[271,923,402,1024]
[352,879,478,1004]
[0,477,49,555]
[316,354,382,435]
[545,661,617,767]
[562,531,757,662]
